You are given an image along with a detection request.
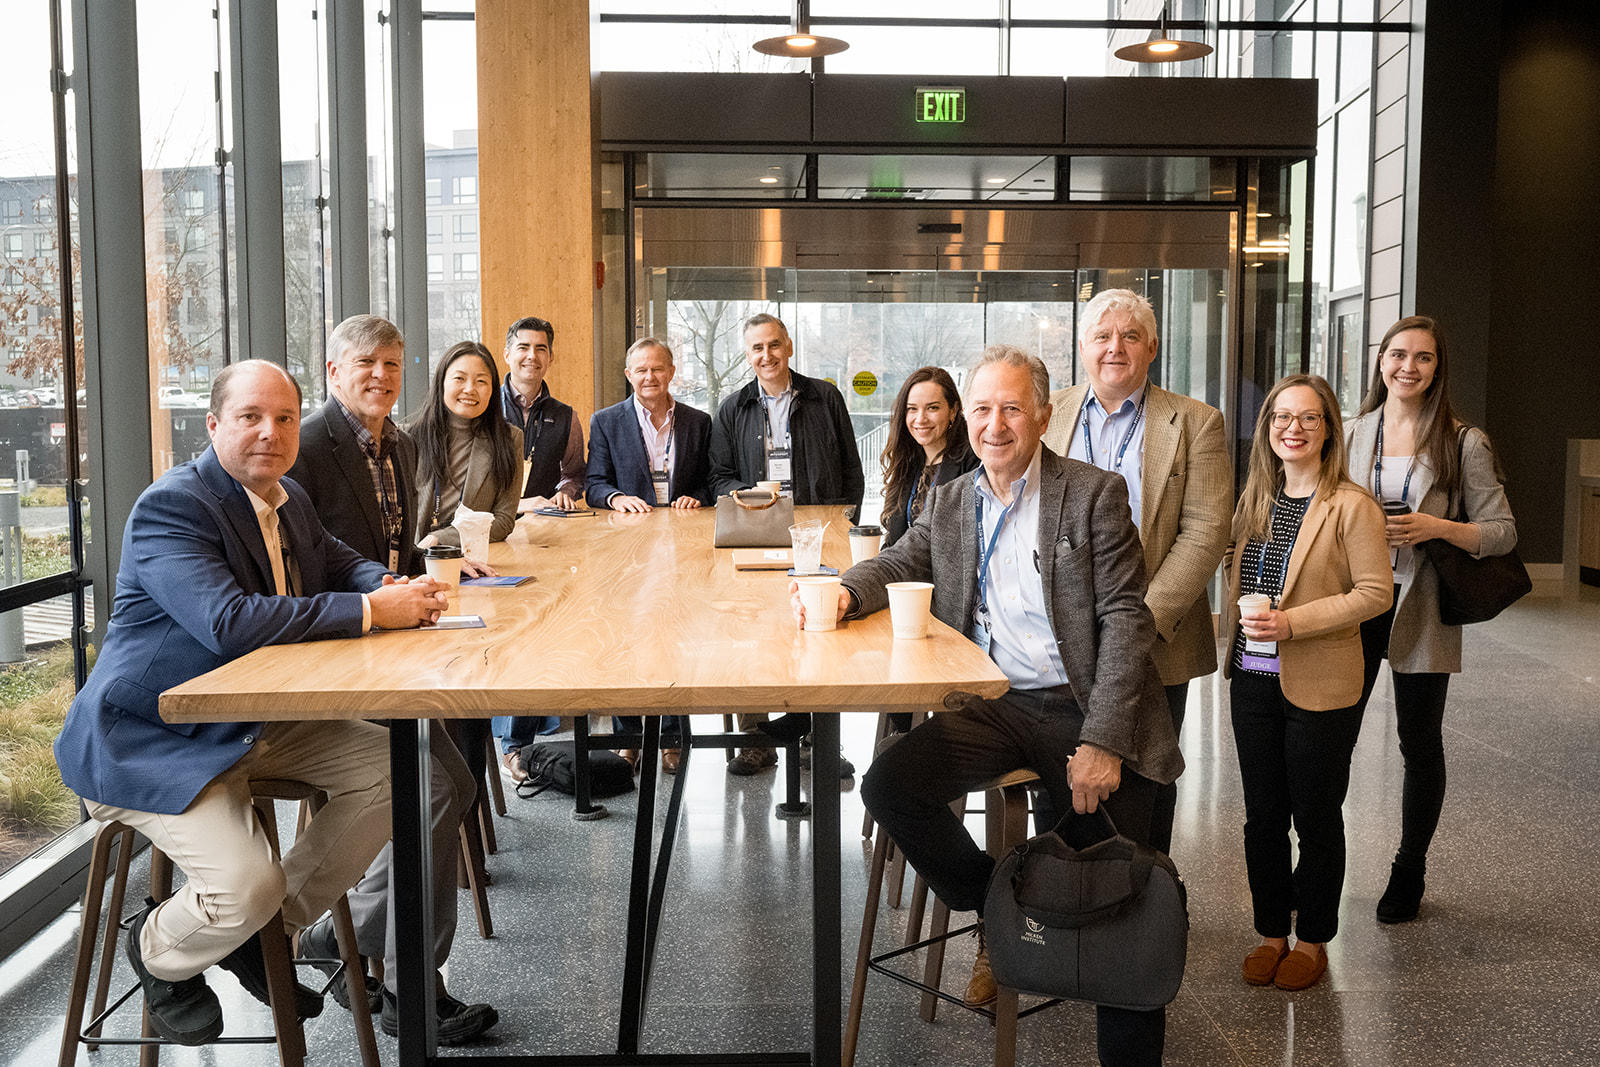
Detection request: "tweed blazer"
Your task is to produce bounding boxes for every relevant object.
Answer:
[407,422,525,546]
[290,398,424,576]
[1344,414,1518,673]
[840,447,1183,786]
[1042,382,1233,686]
[1221,483,1393,710]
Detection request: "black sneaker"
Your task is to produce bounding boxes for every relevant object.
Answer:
[217,931,325,1020]
[125,899,225,1046]
[299,913,380,1013]
[381,986,499,1046]
[797,737,855,778]
[726,747,779,776]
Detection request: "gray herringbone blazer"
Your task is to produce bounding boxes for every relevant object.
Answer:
[841,447,1184,786]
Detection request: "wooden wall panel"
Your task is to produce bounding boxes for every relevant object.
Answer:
[476,1,597,424]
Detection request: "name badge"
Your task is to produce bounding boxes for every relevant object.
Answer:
[1241,636,1280,674]
[389,548,400,573]
[652,470,670,505]
[766,448,793,491]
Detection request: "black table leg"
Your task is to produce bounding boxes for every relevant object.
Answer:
[617,714,662,1054]
[811,713,842,1067]
[572,714,609,821]
[391,719,438,1067]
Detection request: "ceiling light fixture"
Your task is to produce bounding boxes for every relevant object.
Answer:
[1113,3,1213,64]
[758,176,780,184]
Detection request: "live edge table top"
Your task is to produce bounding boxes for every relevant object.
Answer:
[161,505,1008,723]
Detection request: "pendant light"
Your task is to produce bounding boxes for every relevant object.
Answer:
[1114,4,1214,64]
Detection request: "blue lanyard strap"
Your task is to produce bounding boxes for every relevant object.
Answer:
[1253,492,1312,597]
[974,475,1024,610]
[1372,411,1415,504]
[1078,389,1147,471]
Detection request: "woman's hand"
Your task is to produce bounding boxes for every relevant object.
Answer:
[1239,606,1293,642]
[1385,511,1481,554]
[461,557,499,579]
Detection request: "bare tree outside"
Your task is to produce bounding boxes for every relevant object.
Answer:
[668,297,761,414]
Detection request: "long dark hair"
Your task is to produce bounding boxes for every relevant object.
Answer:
[409,340,519,495]
[1357,315,1471,499]
[1236,374,1353,542]
[881,367,970,521]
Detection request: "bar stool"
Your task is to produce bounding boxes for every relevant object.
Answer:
[57,804,375,1067]
[845,768,1053,1067]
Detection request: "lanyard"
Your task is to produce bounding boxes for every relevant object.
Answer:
[905,456,941,530]
[974,475,1025,610]
[1372,411,1415,504]
[1078,390,1147,471]
[430,442,480,529]
[1252,492,1312,597]
[759,392,791,453]
[645,407,674,473]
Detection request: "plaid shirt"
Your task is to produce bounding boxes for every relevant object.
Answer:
[333,398,406,562]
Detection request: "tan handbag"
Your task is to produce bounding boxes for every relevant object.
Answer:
[713,488,795,548]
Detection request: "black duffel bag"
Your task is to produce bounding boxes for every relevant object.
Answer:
[514,741,635,800]
[983,808,1188,1010]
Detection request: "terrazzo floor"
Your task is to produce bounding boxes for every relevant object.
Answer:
[7,584,1599,1066]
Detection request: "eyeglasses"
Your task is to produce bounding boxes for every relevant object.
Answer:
[1269,411,1323,430]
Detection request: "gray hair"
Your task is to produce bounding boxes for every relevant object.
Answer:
[742,313,789,341]
[328,314,404,367]
[625,337,674,369]
[968,344,1050,412]
[1078,288,1158,346]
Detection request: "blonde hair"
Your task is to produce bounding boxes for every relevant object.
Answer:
[1234,374,1353,542]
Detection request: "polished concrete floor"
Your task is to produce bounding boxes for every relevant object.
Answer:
[9,584,1600,1066]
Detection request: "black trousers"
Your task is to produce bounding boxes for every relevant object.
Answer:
[1230,670,1364,943]
[1356,592,1452,869]
[862,687,1165,1067]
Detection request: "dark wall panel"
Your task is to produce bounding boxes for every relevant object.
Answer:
[599,72,811,146]
[1486,2,1600,563]
[812,75,1063,147]
[1065,77,1317,152]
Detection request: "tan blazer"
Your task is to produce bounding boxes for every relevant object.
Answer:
[1042,382,1233,686]
[1344,415,1518,673]
[411,424,525,546]
[1222,483,1393,710]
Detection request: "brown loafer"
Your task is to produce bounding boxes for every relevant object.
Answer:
[1274,944,1328,991]
[661,749,681,774]
[619,749,640,772]
[1242,942,1290,986]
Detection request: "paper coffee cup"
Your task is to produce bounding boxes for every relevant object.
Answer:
[848,525,882,566]
[886,581,934,639]
[424,545,464,597]
[796,575,842,632]
[1237,593,1271,616]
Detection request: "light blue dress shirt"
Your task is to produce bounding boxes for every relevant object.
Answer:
[1067,384,1147,531]
[973,447,1069,691]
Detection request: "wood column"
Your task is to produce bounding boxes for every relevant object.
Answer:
[476,1,598,423]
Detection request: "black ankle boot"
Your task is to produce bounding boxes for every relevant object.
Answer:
[1376,862,1425,924]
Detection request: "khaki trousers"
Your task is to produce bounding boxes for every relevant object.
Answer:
[85,718,392,982]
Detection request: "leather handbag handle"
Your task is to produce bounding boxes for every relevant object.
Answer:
[732,488,779,511]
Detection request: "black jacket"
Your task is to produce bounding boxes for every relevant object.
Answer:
[881,438,980,549]
[708,370,865,520]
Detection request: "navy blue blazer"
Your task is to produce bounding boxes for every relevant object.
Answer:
[585,399,713,508]
[54,447,391,815]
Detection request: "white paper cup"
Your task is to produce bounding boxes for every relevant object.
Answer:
[886,581,934,639]
[756,480,783,495]
[848,526,882,566]
[796,575,842,632]
[424,554,463,599]
[1237,593,1271,617]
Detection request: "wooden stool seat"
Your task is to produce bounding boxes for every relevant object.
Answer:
[846,768,1056,1067]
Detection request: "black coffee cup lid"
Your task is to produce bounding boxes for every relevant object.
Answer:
[850,525,883,535]
[425,544,464,558]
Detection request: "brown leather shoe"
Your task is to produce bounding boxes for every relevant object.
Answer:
[619,749,640,772]
[1242,942,1290,986]
[500,750,527,784]
[661,749,682,774]
[964,932,997,1007]
[1274,944,1328,991]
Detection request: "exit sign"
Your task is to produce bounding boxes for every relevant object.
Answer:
[915,86,965,123]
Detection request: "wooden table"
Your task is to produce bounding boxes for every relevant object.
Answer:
[163,505,1008,1067]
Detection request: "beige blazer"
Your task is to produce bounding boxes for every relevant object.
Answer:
[1222,483,1393,710]
[1344,415,1518,673]
[1042,382,1233,686]
[412,425,525,547]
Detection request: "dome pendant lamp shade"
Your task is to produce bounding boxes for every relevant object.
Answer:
[753,33,849,58]
[1114,4,1214,64]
